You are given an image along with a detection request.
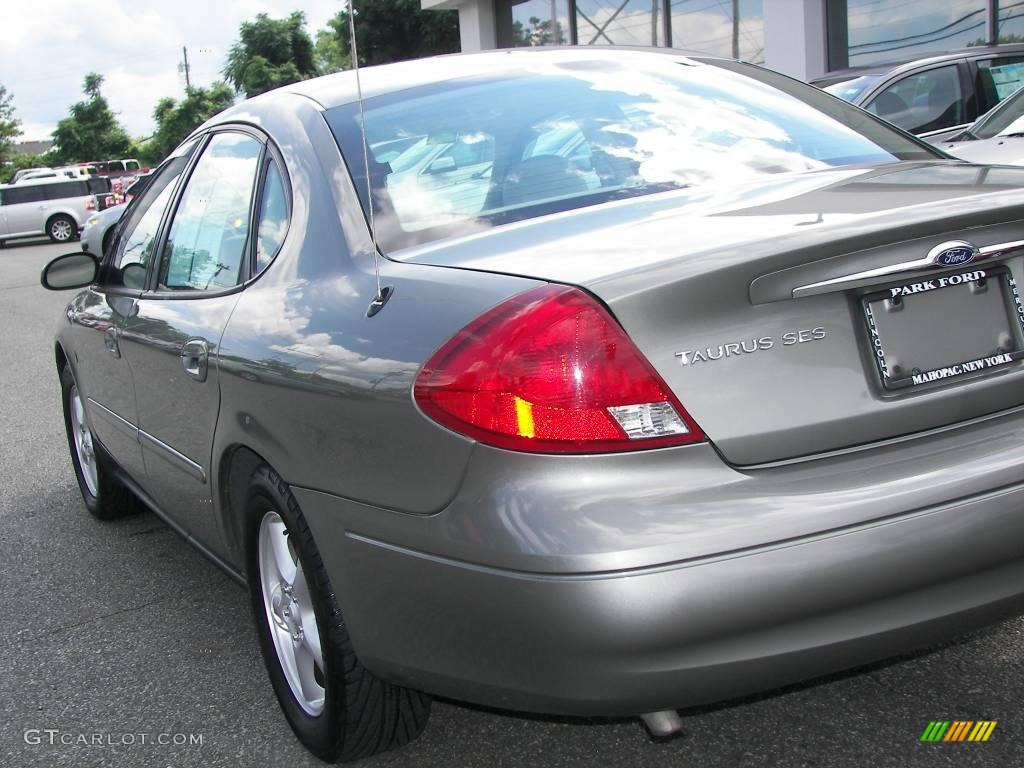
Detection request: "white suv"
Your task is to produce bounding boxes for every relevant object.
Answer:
[0,177,111,245]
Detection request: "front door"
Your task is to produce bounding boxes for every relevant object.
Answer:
[69,146,198,481]
[119,131,264,557]
[66,288,143,480]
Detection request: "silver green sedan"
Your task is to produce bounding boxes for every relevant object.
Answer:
[40,48,1024,762]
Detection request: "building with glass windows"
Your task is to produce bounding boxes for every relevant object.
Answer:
[421,1,1023,82]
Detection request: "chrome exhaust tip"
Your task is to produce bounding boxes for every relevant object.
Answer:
[640,710,684,740]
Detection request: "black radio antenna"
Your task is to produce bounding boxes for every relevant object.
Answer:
[347,0,388,312]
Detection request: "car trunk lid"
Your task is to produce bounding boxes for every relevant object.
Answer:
[399,162,1024,464]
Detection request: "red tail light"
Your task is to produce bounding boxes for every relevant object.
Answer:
[414,285,704,454]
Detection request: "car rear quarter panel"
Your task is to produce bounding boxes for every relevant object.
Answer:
[210,94,541,563]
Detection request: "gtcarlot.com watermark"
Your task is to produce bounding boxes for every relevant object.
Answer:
[24,729,204,747]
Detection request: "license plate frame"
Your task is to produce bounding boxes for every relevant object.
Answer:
[862,265,1024,391]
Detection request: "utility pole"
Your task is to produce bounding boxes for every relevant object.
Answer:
[652,0,659,46]
[731,0,739,59]
[181,46,191,90]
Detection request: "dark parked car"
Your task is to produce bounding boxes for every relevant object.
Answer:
[41,48,1024,762]
[813,44,1024,140]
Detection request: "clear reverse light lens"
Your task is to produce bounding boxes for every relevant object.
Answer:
[607,402,690,440]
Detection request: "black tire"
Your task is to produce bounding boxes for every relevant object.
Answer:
[245,464,430,762]
[47,214,77,243]
[60,364,141,520]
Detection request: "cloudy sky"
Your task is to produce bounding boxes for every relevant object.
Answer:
[1,0,344,141]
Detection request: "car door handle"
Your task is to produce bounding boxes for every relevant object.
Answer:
[103,327,120,358]
[179,338,209,382]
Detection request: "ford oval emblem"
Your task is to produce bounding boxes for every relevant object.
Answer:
[929,240,978,267]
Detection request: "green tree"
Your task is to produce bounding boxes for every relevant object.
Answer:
[224,12,318,98]
[2,153,56,184]
[315,26,350,74]
[144,83,236,165]
[328,0,459,67]
[0,83,22,167]
[51,73,132,164]
[511,15,567,47]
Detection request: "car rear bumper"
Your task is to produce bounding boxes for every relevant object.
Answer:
[295,480,1024,716]
[293,406,1024,715]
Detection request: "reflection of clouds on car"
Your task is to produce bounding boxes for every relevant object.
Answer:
[351,57,865,247]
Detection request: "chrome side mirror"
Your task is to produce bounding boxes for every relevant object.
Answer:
[40,252,100,291]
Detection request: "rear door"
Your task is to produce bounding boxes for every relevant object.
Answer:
[119,129,267,557]
[1,184,47,236]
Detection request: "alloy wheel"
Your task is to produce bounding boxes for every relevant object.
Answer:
[258,510,326,716]
[51,219,73,241]
[69,385,98,497]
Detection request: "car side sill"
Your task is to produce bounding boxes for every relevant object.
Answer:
[112,466,246,587]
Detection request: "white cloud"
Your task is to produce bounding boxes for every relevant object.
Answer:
[0,0,343,141]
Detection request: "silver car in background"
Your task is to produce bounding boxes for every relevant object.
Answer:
[80,175,152,258]
[41,49,1024,762]
[1,176,111,245]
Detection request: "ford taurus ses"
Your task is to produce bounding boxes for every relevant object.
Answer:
[41,49,1024,762]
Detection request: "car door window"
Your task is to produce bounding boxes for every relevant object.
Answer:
[44,181,88,200]
[867,65,963,134]
[256,159,288,274]
[157,132,262,292]
[976,58,1024,114]
[106,146,194,290]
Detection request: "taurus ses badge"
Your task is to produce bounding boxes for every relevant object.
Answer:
[929,240,979,267]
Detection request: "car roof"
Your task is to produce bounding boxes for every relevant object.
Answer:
[811,43,1024,85]
[261,47,721,112]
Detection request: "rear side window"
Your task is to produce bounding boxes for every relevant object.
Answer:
[256,159,288,273]
[43,181,89,200]
[976,58,1024,114]
[157,132,262,292]
[866,65,963,134]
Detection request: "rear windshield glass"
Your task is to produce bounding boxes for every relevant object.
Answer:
[971,86,1024,139]
[325,54,937,253]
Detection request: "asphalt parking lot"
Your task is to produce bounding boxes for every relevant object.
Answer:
[1,238,1022,768]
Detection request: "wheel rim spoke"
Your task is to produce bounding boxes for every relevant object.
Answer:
[293,567,324,669]
[267,519,296,586]
[293,641,325,707]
